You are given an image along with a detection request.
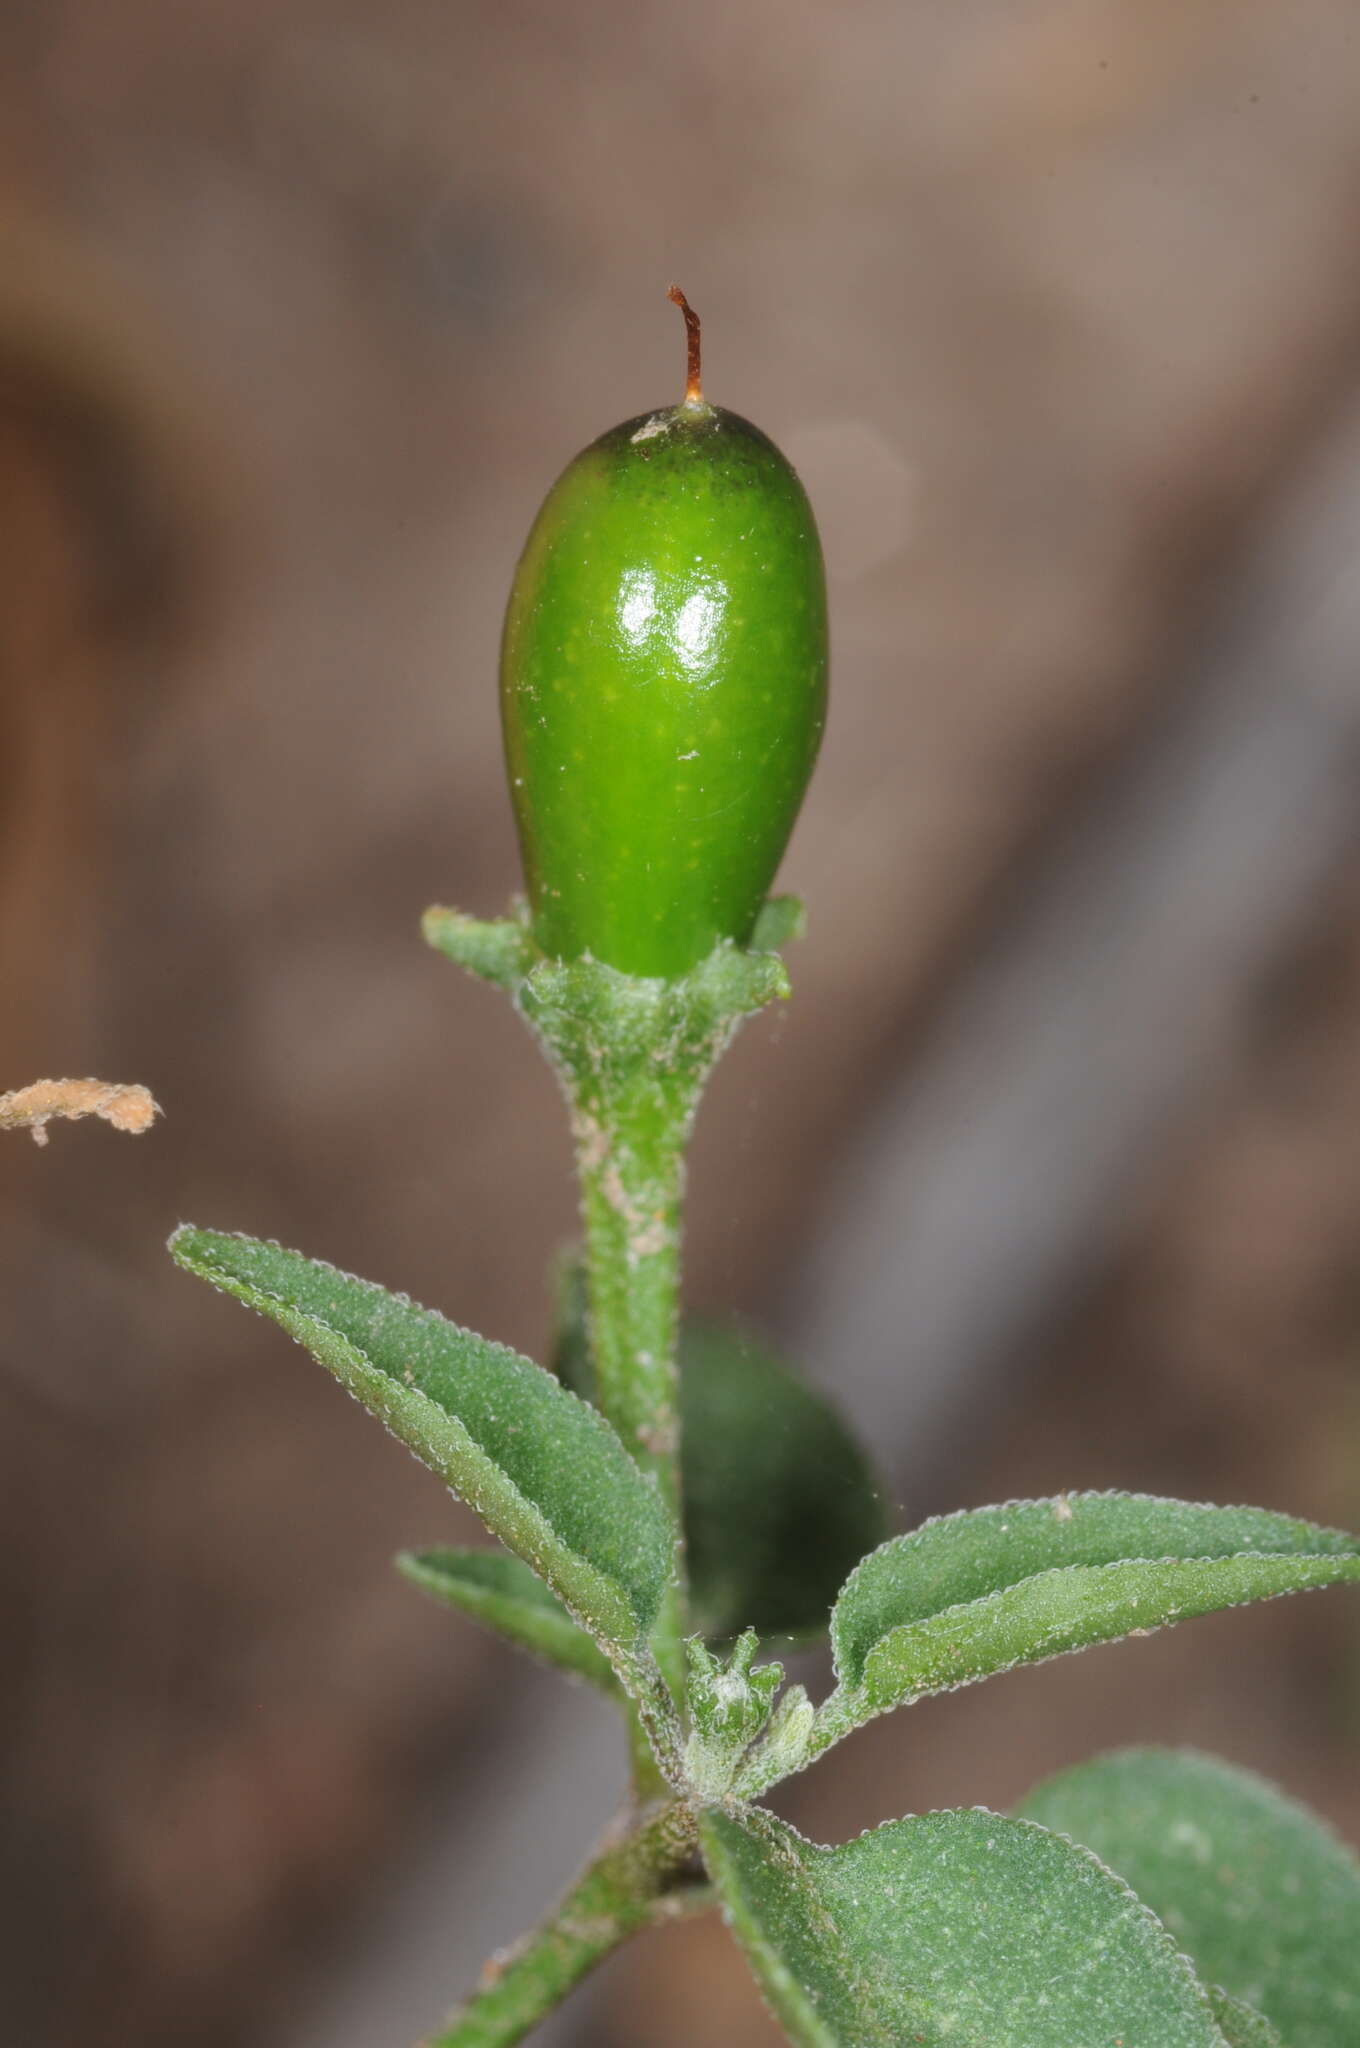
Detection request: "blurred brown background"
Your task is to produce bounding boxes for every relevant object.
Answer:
[4,3,1360,2043]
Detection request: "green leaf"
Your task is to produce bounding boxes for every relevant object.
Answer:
[701,1803,1230,2047]
[550,1250,596,1402]
[396,1547,621,1696]
[551,1261,886,1642]
[1018,1748,1360,2048]
[170,1227,674,1657]
[680,1323,887,1640]
[750,893,807,951]
[1210,1990,1285,2048]
[422,906,536,989]
[828,1494,1360,1729]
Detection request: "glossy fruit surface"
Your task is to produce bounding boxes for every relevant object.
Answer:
[500,396,827,978]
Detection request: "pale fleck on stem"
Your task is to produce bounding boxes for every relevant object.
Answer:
[423,1800,703,2048]
[571,1084,688,1510]
[0,1078,159,1147]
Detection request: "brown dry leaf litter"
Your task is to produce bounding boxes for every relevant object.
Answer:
[0,1078,160,1146]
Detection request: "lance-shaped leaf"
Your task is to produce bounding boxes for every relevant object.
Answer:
[701,1803,1230,2047]
[170,1228,674,1656]
[1210,1991,1285,2048]
[1019,1748,1360,2048]
[396,1548,621,1696]
[826,1494,1360,1733]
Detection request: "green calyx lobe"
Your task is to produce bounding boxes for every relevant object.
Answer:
[501,399,827,978]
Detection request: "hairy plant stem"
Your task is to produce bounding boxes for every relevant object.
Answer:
[612,1647,687,1798]
[572,1079,688,1508]
[571,1068,699,1729]
[424,1800,702,2048]
[419,915,799,2018]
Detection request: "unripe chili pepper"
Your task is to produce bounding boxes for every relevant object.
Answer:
[500,289,827,979]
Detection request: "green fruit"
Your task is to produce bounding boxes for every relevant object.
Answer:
[500,291,827,978]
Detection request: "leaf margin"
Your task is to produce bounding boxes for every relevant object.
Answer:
[701,1799,1234,2048]
[396,1545,624,1696]
[817,1491,1360,1749]
[169,1224,677,1669]
[1018,1743,1360,2048]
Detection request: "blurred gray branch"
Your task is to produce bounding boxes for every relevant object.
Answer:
[797,380,1360,1492]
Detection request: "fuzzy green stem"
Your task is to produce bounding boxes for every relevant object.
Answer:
[572,1070,697,1714]
[611,1646,687,1797]
[423,1801,701,2048]
[423,916,797,1785]
[624,1701,671,1802]
[572,1078,691,1509]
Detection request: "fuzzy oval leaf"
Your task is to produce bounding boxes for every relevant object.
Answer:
[1019,1748,1360,2048]
[701,1803,1229,2048]
[170,1227,673,1651]
[1211,1991,1285,2048]
[396,1548,622,1695]
[831,1494,1360,1718]
[679,1323,886,1640]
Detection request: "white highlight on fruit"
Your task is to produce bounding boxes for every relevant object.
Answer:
[617,567,658,645]
[674,585,723,672]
